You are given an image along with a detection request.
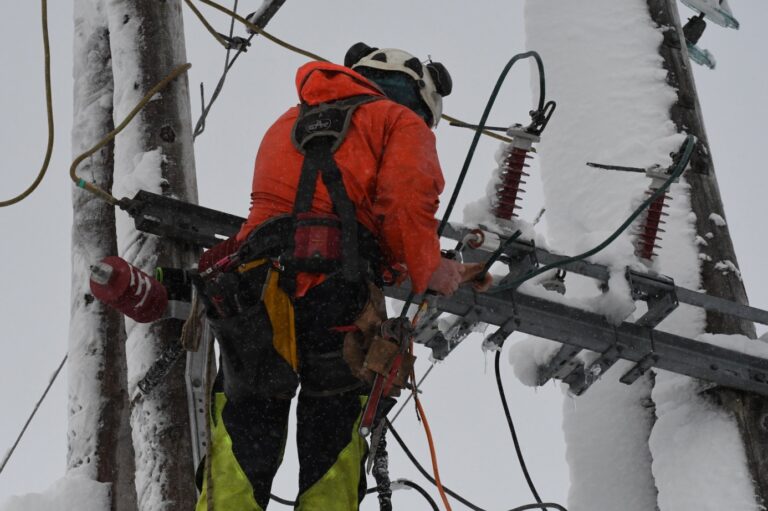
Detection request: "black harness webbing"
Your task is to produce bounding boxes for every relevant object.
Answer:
[290,94,381,283]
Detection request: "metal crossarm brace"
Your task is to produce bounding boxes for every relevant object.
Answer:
[121,190,243,248]
[384,284,768,397]
[441,223,768,327]
[118,193,768,397]
[626,269,679,328]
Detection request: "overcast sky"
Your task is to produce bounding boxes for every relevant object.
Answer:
[0,1,766,509]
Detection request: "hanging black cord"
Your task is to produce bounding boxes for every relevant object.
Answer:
[495,349,545,510]
[269,479,439,509]
[387,419,486,511]
[390,479,440,511]
[388,419,569,511]
[365,479,440,511]
[489,134,695,294]
[507,504,568,511]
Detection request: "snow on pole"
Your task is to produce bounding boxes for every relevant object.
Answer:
[526,0,754,511]
[523,2,673,508]
[645,1,764,508]
[70,1,136,510]
[523,1,759,510]
[105,1,199,509]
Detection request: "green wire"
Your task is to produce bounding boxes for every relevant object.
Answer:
[438,51,546,237]
[490,134,696,294]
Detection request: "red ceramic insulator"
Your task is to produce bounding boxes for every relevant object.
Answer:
[89,256,168,323]
[635,189,670,260]
[493,147,532,221]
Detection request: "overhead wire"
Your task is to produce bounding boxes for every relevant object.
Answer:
[0,354,67,476]
[0,0,54,208]
[183,0,228,48]
[192,0,249,139]
[183,0,510,142]
[192,0,328,62]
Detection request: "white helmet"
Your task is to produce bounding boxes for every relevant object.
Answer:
[345,43,452,128]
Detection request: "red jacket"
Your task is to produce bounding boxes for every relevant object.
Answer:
[236,61,445,294]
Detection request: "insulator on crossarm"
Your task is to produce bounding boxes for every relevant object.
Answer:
[634,189,670,261]
[492,128,540,222]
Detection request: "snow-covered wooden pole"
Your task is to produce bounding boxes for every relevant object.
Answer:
[524,1,762,509]
[647,0,768,502]
[105,1,199,508]
[70,2,137,510]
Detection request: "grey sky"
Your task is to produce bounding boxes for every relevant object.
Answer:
[0,1,765,509]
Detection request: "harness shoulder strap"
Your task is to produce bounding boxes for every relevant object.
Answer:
[289,95,381,282]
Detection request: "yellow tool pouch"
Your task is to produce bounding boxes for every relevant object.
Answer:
[203,260,300,402]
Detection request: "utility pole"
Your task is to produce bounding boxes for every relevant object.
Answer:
[70,2,136,510]
[647,0,768,502]
[105,1,198,508]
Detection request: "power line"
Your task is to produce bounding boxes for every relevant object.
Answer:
[0,354,67,476]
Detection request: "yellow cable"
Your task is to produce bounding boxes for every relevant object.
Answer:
[195,0,328,62]
[441,113,513,143]
[183,0,229,48]
[0,0,54,208]
[188,0,512,144]
[70,63,193,206]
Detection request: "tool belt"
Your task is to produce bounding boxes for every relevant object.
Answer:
[236,214,384,293]
[342,283,416,397]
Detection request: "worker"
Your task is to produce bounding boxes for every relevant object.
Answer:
[194,42,490,510]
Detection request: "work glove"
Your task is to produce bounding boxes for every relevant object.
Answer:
[198,236,242,273]
[427,257,463,295]
[427,259,494,296]
[462,262,494,293]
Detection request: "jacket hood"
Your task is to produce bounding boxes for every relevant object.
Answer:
[295,61,385,105]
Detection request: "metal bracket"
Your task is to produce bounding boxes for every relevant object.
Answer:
[121,190,243,248]
[186,322,214,472]
[569,344,624,395]
[414,307,483,360]
[499,237,539,285]
[483,316,519,351]
[627,269,679,327]
[620,353,659,385]
[165,300,192,321]
[537,345,583,386]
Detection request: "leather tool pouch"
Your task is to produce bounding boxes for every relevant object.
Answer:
[342,284,416,397]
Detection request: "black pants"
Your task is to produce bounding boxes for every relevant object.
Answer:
[199,271,370,510]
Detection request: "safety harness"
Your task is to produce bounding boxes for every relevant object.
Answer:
[234,93,383,297]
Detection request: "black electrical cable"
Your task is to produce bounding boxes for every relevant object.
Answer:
[490,134,695,294]
[388,419,570,511]
[507,504,568,511]
[365,479,441,511]
[270,479,439,509]
[394,479,440,511]
[495,349,544,509]
[387,419,486,511]
[399,51,548,317]
[437,51,546,239]
[269,493,295,506]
